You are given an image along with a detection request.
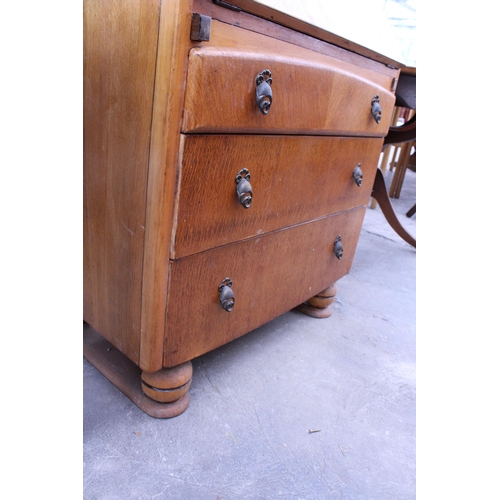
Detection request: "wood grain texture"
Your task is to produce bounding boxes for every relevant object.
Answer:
[83,0,161,364]
[163,208,365,367]
[172,134,382,258]
[84,0,400,383]
[138,0,194,372]
[182,22,396,136]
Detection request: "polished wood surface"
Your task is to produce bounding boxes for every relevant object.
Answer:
[182,21,396,136]
[164,208,365,367]
[84,0,402,416]
[173,135,382,258]
[138,0,194,373]
[141,362,193,404]
[83,0,161,364]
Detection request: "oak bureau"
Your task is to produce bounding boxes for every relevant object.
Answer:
[83,0,405,417]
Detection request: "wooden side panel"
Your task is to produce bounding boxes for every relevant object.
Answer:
[164,208,365,367]
[139,0,194,372]
[83,0,160,363]
[173,135,382,258]
[182,22,396,136]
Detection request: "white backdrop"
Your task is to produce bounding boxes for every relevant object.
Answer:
[253,0,416,65]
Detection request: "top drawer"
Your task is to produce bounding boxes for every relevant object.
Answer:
[182,46,396,137]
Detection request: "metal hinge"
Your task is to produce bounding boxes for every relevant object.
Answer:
[212,0,241,12]
[191,13,211,41]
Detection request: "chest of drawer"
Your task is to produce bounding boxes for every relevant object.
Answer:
[84,0,403,417]
[182,44,395,136]
[172,134,382,258]
[165,207,365,366]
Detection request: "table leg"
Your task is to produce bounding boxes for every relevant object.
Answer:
[371,168,416,248]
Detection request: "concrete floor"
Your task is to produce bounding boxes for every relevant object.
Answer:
[83,168,416,500]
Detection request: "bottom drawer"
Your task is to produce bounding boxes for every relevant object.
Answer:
[163,208,365,367]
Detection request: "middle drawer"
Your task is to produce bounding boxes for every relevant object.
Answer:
[172,134,382,258]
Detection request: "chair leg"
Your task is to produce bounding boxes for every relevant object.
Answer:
[406,203,416,218]
[389,142,411,199]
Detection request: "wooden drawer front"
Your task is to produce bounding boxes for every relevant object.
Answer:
[182,46,395,137]
[164,208,365,367]
[172,134,381,258]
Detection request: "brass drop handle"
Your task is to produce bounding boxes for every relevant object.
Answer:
[334,235,344,260]
[255,70,273,115]
[371,95,382,124]
[353,164,363,187]
[235,168,253,209]
[219,278,235,312]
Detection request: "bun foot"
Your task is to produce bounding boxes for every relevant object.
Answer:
[141,362,192,404]
[83,323,192,418]
[138,362,192,418]
[295,284,337,318]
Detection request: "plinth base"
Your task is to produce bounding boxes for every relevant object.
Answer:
[83,323,191,418]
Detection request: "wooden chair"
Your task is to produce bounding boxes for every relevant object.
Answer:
[372,107,415,205]
[370,106,403,209]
